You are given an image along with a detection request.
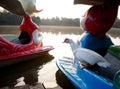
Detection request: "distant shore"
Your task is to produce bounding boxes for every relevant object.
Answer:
[0,25,119,37]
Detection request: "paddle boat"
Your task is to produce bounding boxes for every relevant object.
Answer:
[57,0,120,89]
[57,38,120,89]
[0,0,53,67]
[0,15,53,67]
[56,53,120,89]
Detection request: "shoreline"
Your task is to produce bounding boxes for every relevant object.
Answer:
[0,25,119,36]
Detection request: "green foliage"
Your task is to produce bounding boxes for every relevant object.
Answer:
[108,45,120,59]
[0,11,120,27]
[0,12,22,25]
[40,17,80,26]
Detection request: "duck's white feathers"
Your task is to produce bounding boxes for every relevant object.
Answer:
[64,38,110,68]
[74,48,110,67]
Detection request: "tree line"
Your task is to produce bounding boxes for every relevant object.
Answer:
[40,17,120,28]
[40,17,80,26]
[0,11,120,28]
[0,11,40,25]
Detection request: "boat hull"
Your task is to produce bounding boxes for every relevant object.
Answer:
[0,46,53,67]
[56,57,114,89]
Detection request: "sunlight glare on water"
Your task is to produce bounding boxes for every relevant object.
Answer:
[42,32,82,57]
[111,36,120,45]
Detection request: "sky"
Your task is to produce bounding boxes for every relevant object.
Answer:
[36,0,120,19]
[36,0,91,18]
[0,0,119,19]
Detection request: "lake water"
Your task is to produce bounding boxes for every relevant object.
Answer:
[0,27,120,89]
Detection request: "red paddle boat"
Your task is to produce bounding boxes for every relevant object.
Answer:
[0,15,53,67]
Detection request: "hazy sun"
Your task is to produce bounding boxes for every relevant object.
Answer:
[36,0,120,19]
[36,0,91,18]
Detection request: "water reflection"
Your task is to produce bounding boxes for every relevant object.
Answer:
[0,52,54,88]
[0,31,120,88]
[56,70,76,89]
[111,36,120,45]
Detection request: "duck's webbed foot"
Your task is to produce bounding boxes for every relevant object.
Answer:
[80,62,91,69]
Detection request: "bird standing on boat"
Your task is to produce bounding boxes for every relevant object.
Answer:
[63,38,110,69]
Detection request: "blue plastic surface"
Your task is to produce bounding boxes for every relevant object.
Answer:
[56,57,115,89]
[78,33,113,50]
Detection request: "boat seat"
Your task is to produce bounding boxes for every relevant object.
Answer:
[18,31,31,44]
[10,31,31,44]
[1,34,21,44]
[10,37,22,44]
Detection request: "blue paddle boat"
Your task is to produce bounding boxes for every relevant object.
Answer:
[56,54,120,89]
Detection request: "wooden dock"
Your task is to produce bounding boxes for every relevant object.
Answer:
[0,83,63,89]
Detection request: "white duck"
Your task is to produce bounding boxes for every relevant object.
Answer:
[63,38,110,68]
